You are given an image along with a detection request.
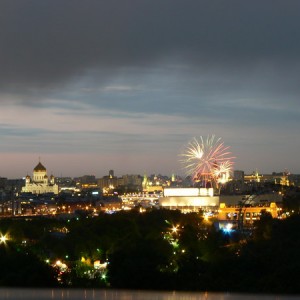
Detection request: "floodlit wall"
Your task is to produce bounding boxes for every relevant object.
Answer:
[159,196,219,208]
[163,187,214,197]
[218,202,279,223]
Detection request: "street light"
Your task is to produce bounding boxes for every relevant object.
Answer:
[172,226,178,233]
[0,234,7,244]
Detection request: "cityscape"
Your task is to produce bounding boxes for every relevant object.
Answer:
[0,163,295,215]
[0,139,300,293]
[1,1,300,298]
[0,133,298,219]
[0,144,299,219]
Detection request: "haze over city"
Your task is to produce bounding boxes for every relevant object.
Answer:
[1,1,300,178]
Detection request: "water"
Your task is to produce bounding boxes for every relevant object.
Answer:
[0,289,298,300]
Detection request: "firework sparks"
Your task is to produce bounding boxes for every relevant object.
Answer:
[214,161,234,177]
[180,135,234,186]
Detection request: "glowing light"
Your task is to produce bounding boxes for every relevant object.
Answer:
[94,260,108,270]
[0,235,7,243]
[172,226,178,233]
[56,260,62,266]
[226,223,233,230]
[180,135,234,187]
[164,188,199,197]
[223,223,234,234]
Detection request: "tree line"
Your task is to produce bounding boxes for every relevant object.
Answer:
[0,206,299,293]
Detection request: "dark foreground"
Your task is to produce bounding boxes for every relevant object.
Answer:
[0,209,300,293]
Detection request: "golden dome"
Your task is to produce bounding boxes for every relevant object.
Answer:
[34,162,46,172]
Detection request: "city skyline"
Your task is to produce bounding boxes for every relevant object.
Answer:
[1,1,300,178]
[0,156,294,180]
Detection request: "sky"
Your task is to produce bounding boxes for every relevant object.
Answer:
[1,0,300,178]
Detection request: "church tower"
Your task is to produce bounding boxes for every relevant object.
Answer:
[22,161,58,195]
[33,161,47,183]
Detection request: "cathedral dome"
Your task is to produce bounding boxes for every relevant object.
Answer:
[34,162,46,172]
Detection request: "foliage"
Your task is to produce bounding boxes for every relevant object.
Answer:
[1,211,300,293]
[0,241,57,287]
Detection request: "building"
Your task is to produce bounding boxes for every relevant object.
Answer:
[22,161,59,195]
[98,170,118,192]
[117,174,143,192]
[244,171,290,186]
[219,192,282,206]
[233,170,245,181]
[159,187,219,212]
[142,174,169,193]
[218,202,279,225]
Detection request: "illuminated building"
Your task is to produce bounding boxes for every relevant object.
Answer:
[21,161,59,195]
[98,196,122,212]
[159,187,219,212]
[228,170,291,194]
[244,171,290,186]
[218,202,279,224]
[98,170,118,193]
[142,174,168,193]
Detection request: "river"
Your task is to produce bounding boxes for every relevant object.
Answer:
[0,289,298,300]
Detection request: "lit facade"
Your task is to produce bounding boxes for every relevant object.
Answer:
[98,172,118,191]
[244,171,289,186]
[159,187,219,211]
[218,202,279,224]
[22,161,59,195]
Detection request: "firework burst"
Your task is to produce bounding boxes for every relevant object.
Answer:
[180,135,234,187]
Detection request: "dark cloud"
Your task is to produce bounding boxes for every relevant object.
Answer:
[1,0,300,91]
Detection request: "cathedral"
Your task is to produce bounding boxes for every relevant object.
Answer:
[22,161,59,195]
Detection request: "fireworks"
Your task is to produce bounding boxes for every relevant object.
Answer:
[180,135,234,187]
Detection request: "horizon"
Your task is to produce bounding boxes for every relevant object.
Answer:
[1,157,296,180]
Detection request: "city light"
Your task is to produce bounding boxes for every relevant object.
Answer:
[172,226,178,233]
[0,234,7,244]
[223,223,234,234]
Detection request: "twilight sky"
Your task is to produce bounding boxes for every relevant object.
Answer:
[1,0,300,178]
